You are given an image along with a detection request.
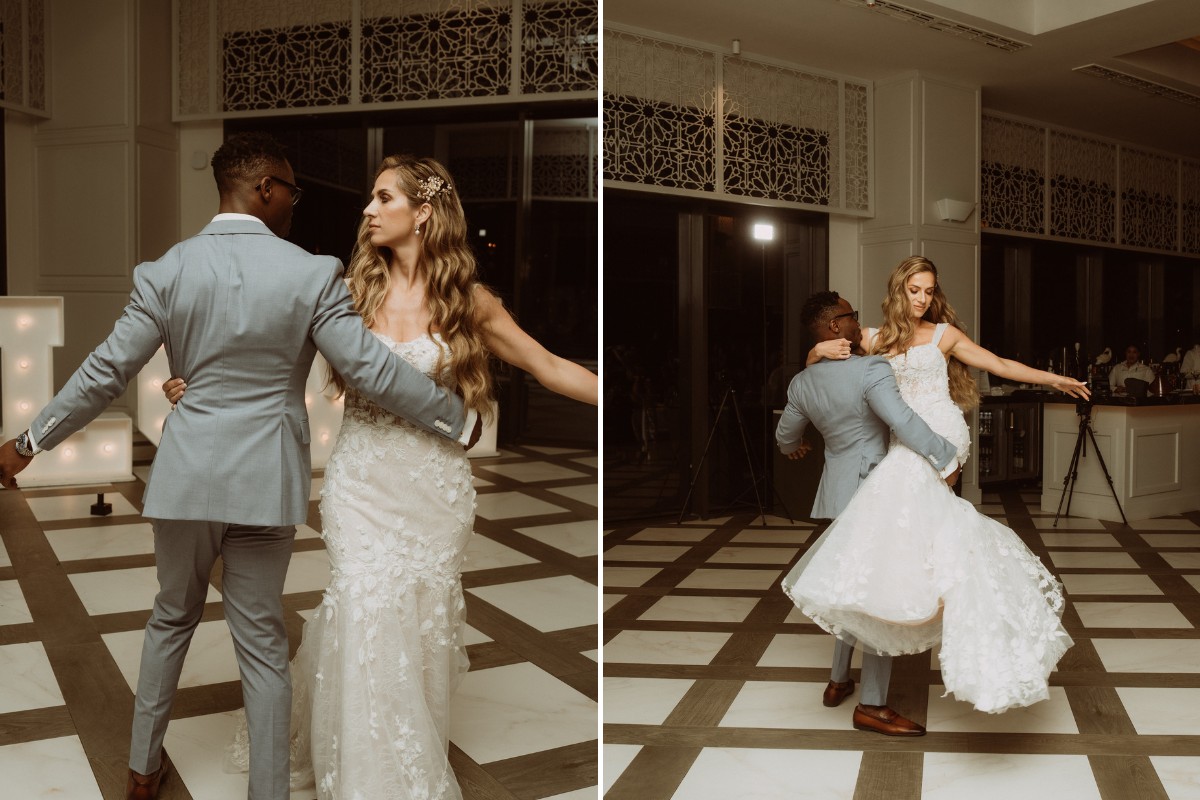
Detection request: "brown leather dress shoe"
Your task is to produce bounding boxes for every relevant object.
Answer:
[126,751,171,800]
[822,679,855,707]
[852,704,926,736]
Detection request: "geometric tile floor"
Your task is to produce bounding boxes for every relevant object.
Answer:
[603,491,1200,799]
[0,442,597,799]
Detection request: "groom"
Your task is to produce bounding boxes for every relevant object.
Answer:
[776,291,959,737]
[0,132,476,800]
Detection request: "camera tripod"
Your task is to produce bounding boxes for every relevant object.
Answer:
[677,384,793,526]
[1053,402,1127,527]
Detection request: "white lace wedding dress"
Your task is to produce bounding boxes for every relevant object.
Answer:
[782,323,1073,713]
[228,331,473,798]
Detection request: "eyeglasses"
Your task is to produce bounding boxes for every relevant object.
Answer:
[256,175,304,206]
[830,310,859,323]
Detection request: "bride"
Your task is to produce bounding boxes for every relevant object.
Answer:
[166,155,597,797]
[783,255,1084,713]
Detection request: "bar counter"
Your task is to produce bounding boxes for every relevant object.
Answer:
[1036,394,1200,523]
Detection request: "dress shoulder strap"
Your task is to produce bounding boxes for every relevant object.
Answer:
[931,322,950,346]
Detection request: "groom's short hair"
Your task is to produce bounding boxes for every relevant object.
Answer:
[801,291,842,332]
[211,132,290,195]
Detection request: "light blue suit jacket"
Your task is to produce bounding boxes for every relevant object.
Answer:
[31,220,466,525]
[776,355,958,519]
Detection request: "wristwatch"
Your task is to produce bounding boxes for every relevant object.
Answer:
[14,431,34,458]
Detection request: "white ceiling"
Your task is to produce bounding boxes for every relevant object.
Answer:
[604,0,1200,158]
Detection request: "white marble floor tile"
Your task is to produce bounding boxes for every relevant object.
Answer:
[730,527,813,544]
[706,546,796,565]
[602,630,731,665]
[523,445,581,455]
[548,484,598,506]
[1149,756,1200,800]
[463,534,538,571]
[757,633,861,669]
[449,661,595,764]
[672,747,862,800]
[472,475,494,488]
[571,455,598,469]
[281,549,331,595]
[69,567,220,616]
[1141,532,1200,547]
[0,736,103,799]
[133,465,152,483]
[720,680,857,730]
[0,538,10,568]
[309,475,323,501]
[977,503,1005,514]
[0,642,64,713]
[1093,639,1200,673]
[296,607,317,622]
[104,619,240,692]
[1074,601,1192,629]
[25,492,139,521]
[0,579,33,625]
[163,712,317,800]
[1135,518,1200,530]
[295,523,322,541]
[468,575,595,632]
[755,515,803,526]
[1039,532,1120,548]
[45,522,155,561]
[638,595,759,623]
[603,676,693,724]
[515,519,598,556]
[1047,551,1138,569]
[1031,517,1105,530]
[927,686,1077,733]
[1117,688,1200,734]
[1061,573,1162,596]
[604,544,691,563]
[921,753,1100,799]
[463,624,491,645]
[602,744,641,793]
[603,594,624,610]
[481,460,589,482]
[676,568,781,590]
[784,606,811,623]
[628,527,713,542]
[603,566,661,587]
[1163,552,1200,568]
[476,491,570,520]
[1187,575,1200,594]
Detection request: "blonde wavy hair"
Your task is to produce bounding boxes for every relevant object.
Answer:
[331,155,493,418]
[870,255,979,410]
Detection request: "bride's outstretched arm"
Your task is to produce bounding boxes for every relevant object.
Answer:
[941,327,1090,399]
[474,286,598,405]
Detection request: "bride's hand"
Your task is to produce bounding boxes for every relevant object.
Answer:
[812,338,853,362]
[162,377,187,408]
[1047,375,1090,400]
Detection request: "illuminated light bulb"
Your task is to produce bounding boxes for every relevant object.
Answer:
[63,447,75,459]
[151,379,162,389]
[103,443,115,454]
[17,316,32,329]
[18,359,30,369]
[18,401,30,411]
[320,432,330,443]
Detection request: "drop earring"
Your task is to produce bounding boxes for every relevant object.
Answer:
[414,222,422,236]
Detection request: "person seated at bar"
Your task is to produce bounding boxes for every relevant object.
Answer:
[1109,344,1154,393]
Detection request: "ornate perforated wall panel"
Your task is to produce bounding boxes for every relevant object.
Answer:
[175,0,596,118]
[1182,161,1200,255]
[1120,148,1177,250]
[603,26,870,214]
[446,127,517,200]
[981,116,1044,233]
[532,126,595,199]
[0,0,46,115]
[983,113,1200,256]
[1048,131,1115,243]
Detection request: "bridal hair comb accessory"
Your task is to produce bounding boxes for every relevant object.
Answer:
[416,175,451,202]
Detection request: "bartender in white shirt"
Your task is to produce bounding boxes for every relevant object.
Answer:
[1181,343,1200,390]
[1109,344,1155,393]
